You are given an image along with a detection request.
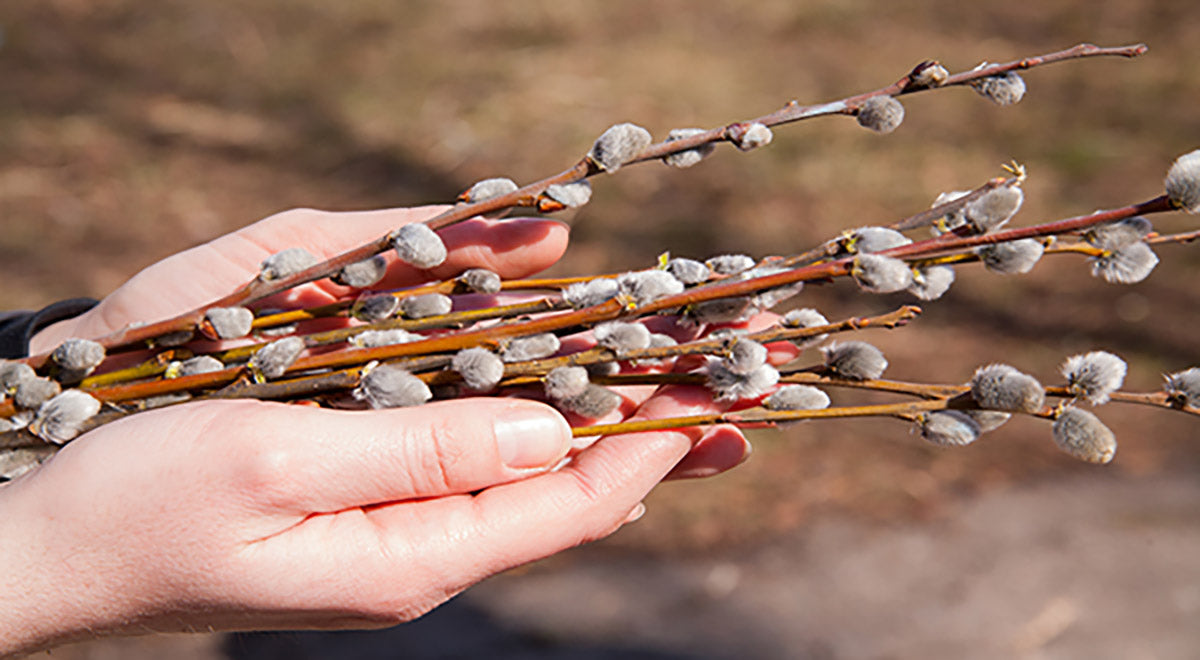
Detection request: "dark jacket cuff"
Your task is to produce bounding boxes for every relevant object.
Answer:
[0,298,100,359]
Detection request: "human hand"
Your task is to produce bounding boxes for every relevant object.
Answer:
[2,207,765,655]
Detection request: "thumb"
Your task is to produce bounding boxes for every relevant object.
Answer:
[199,398,572,514]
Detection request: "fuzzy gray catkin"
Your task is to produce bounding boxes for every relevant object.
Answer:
[351,329,421,348]
[564,278,621,309]
[666,258,712,284]
[724,339,769,376]
[392,223,447,269]
[593,321,652,353]
[781,308,830,348]
[911,63,949,88]
[1085,217,1153,252]
[545,366,590,402]
[1164,148,1200,213]
[705,254,756,275]
[852,254,913,294]
[1052,406,1117,463]
[175,356,225,377]
[977,239,1044,274]
[354,365,431,409]
[335,255,389,289]
[31,390,101,444]
[963,186,1023,232]
[544,180,592,208]
[1163,368,1200,408]
[663,128,716,169]
[687,297,759,326]
[919,411,982,447]
[705,360,779,401]
[969,364,1045,413]
[250,337,305,379]
[353,294,401,322]
[1061,351,1127,405]
[451,347,505,391]
[259,248,319,281]
[501,333,561,363]
[732,123,772,151]
[463,177,518,203]
[458,268,502,294]
[971,71,1026,106]
[1,361,35,394]
[856,96,905,134]
[1090,242,1159,284]
[845,227,911,254]
[205,307,254,339]
[908,265,955,301]
[964,409,1011,432]
[589,123,652,173]
[400,293,453,319]
[14,377,60,410]
[618,270,685,306]
[637,333,678,367]
[559,385,621,418]
[764,385,830,411]
[51,338,106,382]
[822,341,888,380]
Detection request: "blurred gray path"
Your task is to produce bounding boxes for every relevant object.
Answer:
[52,473,1200,660]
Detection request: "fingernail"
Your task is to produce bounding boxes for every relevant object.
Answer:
[495,406,571,469]
[623,502,647,525]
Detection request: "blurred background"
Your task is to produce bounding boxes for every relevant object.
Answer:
[2,1,1198,658]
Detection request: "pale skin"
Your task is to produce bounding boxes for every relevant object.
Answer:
[0,207,794,657]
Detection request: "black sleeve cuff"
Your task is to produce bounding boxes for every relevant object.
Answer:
[0,298,100,359]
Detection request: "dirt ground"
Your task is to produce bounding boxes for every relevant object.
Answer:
[3,1,1198,658]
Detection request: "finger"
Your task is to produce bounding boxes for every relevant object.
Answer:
[663,424,750,480]
[199,398,572,514]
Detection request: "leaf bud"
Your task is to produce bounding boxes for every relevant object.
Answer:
[250,336,305,379]
[501,333,561,363]
[663,128,716,169]
[1164,148,1200,213]
[589,123,652,173]
[1163,367,1200,408]
[977,238,1044,274]
[563,278,621,309]
[856,96,905,134]
[451,347,505,391]
[1089,242,1158,284]
[908,265,955,301]
[844,226,911,254]
[334,255,389,289]
[969,363,1045,413]
[666,257,711,284]
[593,321,652,353]
[205,306,254,340]
[764,384,830,411]
[822,341,888,380]
[851,254,914,294]
[918,411,981,447]
[971,71,1026,106]
[391,223,447,269]
[399,293,453,319]
[1061,351,1126,405]
[731,122,773,151]
[352,294,401,322]
[910,62,949,88]
[1052,406,1116,464]
[458,268,502,294]
[354,364,431,409]
[545,366,590,402]
[963,409,1011,432]
[259,247,318,281]
[31,389,101,444]
[176,355,225,377]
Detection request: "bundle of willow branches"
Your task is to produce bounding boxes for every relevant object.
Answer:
[2,42,1197,480]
